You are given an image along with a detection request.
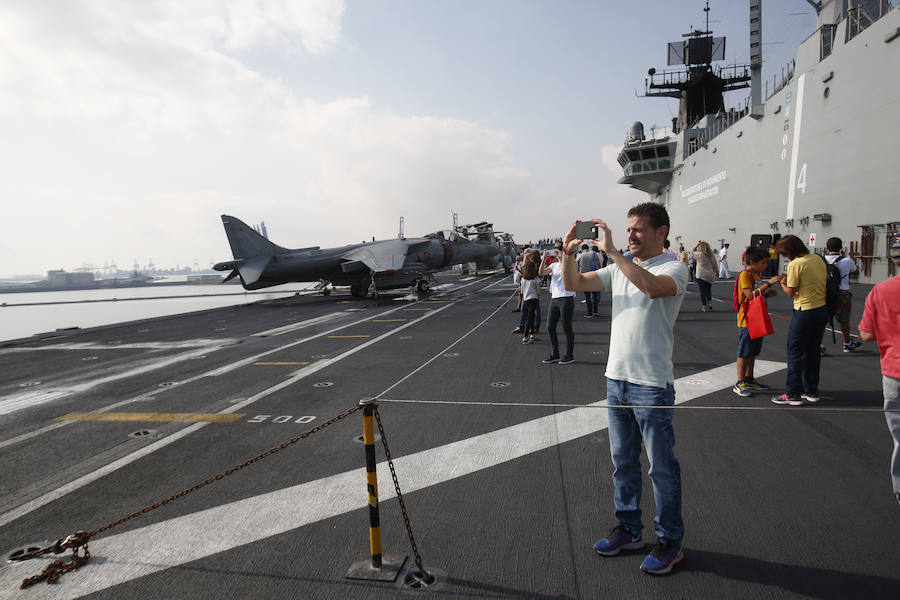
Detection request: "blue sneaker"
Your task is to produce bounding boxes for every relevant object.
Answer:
[743,378,770,391]
[640,540,684,575]
[732,381,752,397]
[593,524,643,556]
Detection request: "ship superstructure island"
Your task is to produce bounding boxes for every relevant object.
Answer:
[618,0,899,283]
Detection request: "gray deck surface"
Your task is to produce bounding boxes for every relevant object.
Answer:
[1,272,898,599]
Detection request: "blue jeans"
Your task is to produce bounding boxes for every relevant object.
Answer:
[606,379,683,544]
[583,290,600,315]
[519,299,541,330]
[697,279,712,307]
[884,375,900,495]
[785,306,828,396]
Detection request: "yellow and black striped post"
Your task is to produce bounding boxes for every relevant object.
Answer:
[345,399,407,582]
[363,402,382,568]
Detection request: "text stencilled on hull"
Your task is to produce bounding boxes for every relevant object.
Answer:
[681,170,727,204]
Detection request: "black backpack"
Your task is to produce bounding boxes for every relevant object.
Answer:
[820,254,842,343]
[820,254,841,317]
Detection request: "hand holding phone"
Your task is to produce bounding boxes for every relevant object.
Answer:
[574,220,599,240]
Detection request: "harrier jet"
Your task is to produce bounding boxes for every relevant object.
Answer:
[212,215,502,297]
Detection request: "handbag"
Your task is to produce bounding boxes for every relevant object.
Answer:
[745,290,774,339]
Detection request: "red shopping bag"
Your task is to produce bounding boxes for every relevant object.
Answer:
[746,293,774,339]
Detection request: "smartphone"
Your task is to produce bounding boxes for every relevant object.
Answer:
[575,221,599,240]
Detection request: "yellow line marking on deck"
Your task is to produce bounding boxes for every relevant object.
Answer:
[254,362,311,366]
[55,412,246,423]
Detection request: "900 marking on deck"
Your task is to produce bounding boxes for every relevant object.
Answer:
[247,415,317,424]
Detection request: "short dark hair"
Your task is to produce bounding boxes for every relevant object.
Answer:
[776,234,809,259]
[581,244,588,250]
[745,245,768,263]
[826,237,842,252]
[627,202,670,231]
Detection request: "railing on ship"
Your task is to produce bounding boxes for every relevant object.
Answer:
[683,100,750,159]
[847,0,894,43]
[765,59,795,101]
[682,56,795,160]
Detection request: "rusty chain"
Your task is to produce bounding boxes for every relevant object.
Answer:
[373,405,434,585]
[15,403,362,589]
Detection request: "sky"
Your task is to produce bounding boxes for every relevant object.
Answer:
[0,0,820,277]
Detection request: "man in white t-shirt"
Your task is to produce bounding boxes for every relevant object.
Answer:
[824,236,862,352]
[562,203,688,576]
[540,249,576,364]
[719,244,730,279]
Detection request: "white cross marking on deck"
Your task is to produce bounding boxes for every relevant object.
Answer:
[0,361,786,597]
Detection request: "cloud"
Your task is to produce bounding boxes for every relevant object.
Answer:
[0,1,551,275]
[600,144,623,175]
[0,1,652,277]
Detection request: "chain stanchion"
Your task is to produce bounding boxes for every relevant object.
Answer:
[345,399,408,582]
[373,404,435,586]
[12,404,362,590]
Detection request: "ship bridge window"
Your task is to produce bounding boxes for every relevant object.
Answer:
[659,159,671,169]
[640,149,656,160]
[645,160,657,171]
[656,145,671,157]
[632,162,643,173]
[626,150,640,161]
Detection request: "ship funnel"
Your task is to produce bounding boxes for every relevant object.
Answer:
[628,122,646,143]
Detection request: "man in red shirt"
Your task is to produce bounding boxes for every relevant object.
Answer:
[858,232,900,506]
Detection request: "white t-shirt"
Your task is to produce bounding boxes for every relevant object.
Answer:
[825,254,857,290]
[549,262,575,298]
[521,278,540,301]
[595,254,688,388]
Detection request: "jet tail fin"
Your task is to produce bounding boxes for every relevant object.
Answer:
[221,215,287,259]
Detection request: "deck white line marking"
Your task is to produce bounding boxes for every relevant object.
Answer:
[0,346,223,416]
[0,291,484,528]
[204,276,490,377]
[250,313,343,337]
[0,361,785,597]
[0,340,238,353]
[0,278,493,449]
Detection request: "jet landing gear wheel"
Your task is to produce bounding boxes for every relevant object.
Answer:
[416,279,430,294]
[350,284,367,299]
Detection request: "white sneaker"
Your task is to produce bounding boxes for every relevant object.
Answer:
[801,393,820,403]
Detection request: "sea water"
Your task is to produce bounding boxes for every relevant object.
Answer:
[0,282,314,343]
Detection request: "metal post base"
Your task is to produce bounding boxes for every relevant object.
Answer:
[345,554,407,582]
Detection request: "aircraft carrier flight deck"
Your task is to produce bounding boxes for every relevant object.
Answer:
[1,272,898,599]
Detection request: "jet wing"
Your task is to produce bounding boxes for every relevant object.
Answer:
[340,239,409,272]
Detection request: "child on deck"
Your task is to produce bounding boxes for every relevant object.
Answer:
[733,246,783,397]
[520,259,541,344]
